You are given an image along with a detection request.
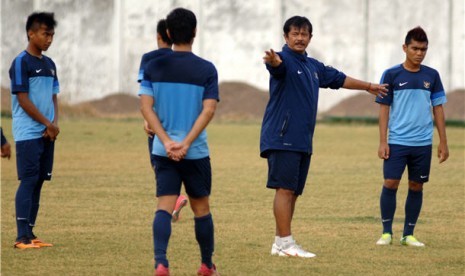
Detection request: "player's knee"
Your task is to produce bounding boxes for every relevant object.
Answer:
[189,197,210,217]
[383,179,400,190]
[408,181,423,191]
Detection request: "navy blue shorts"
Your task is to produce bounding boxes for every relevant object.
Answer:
[16,137,55,181]
[266,150,311,195]
[152,155,212,198]
[384,144,432,183]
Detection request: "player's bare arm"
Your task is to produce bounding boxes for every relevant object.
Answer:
[17,92,59,140]
[143,120,155,138]
[140,95,183,160]
[378,104,390,159]
[263,49,282,67]
[433,104,449,163]
[343,77,388,98]
[174,99,217,160]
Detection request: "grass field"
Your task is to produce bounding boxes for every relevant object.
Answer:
[1,118,464,275]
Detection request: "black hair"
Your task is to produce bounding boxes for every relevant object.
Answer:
[156,19,172,45]
[166,8,197,44]
[283,16,312,36]
[26,12,57,40]
[405,26,428,45]
[26,12,57,32]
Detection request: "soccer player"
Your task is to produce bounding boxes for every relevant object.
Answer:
[139,8,220,276]
[1,127,11,159]
[375,26,448,247]
[261,16,388,258]
[137,19,188,222]
[8,12,59,249]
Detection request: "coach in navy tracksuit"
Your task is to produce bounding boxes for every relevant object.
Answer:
[261,16,388,258]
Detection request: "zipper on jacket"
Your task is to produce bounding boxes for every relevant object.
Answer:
[280,113,290,137]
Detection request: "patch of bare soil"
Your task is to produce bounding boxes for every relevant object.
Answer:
[215,82,268,121]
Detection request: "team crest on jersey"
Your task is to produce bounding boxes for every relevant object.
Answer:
[50,69,55,76]
[423,81,430,89]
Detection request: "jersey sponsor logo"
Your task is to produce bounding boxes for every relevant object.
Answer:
[399,82,408,86]
[47,172,52,176]
[382,219,391,223]
[297,70,303,75]
[408,223,416,226]
[423,81,430,89]
[420,175,428,179]
[35,69,42,73]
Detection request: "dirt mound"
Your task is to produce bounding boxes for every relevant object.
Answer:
[324,89,465,120]
[75,81,270,120]
[216,82,268,121]
[76,93,140,116]
[444,89,465,120]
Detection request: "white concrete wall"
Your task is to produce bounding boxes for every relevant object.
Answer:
[1,0,464,111]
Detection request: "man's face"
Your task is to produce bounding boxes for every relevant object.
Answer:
[403,39,428,67]
[29,24,55,52]
[284,26,312,54]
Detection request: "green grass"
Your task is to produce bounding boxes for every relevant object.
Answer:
[1,118,464,275]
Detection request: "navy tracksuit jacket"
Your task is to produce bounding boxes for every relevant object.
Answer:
[260,44,347,157]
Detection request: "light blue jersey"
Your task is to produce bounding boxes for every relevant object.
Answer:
[138,51,219,159]
[9,51,59,142]
[376,64,446,146]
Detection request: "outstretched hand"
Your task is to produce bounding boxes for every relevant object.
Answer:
[367,83,389,98]
[263,49,282,67]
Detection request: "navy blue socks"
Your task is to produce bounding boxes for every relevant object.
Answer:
[403,189,423,236]
[15,175,40,241]
[195,213,214,268]
[28,179,44,238]
[380,186,397,234]
[153,210,172,268]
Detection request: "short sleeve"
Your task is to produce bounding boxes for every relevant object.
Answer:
[430,71,447,106]
[137,54,147,83]
[52,60,60,94]
[203,65,219,101]
[9,55,29,94]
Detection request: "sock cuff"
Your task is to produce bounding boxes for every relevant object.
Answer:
[407,189,423,196]
[194,213,212,222]
[156,209,172,218]
[382,186,398,194]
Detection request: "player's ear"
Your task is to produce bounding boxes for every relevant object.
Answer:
[27,30,35,41]
[166,29,172,40]
[402,44,407,53]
